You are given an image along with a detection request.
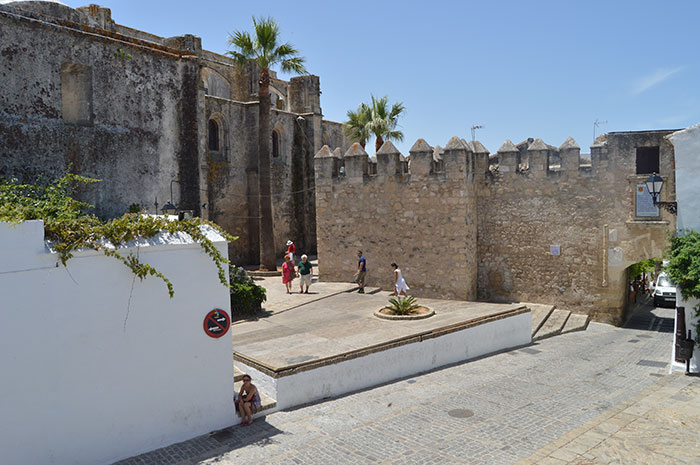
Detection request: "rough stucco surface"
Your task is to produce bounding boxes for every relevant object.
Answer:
[316,132,676,324]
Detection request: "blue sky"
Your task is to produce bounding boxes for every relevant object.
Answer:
[63,0,699,155]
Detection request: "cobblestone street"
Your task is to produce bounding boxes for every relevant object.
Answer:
[117,306,699,465]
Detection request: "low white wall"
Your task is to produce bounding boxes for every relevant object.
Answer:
[261,312,531,410]
[0,221,234,465]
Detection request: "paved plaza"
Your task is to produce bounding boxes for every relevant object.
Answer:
[116,303,699,465]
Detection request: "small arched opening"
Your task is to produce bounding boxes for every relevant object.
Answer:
[272,129,280,158]
[208,119,220,152]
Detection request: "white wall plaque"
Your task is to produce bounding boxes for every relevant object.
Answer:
[635,183,660,217]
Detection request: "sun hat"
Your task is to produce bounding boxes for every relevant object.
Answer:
[287,240,293,246]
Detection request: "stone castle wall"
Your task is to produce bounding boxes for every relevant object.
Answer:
[0,2,348,266]
[314,138,478,300]
[0,3,202,219]
[315,132,676,324]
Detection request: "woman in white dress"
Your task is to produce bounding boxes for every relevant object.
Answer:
[391,263,410,296]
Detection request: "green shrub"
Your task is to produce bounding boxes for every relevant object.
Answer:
[385,296,420,315]
[229,265,267,314]
[666,230,700,344]
[0,174,236,297]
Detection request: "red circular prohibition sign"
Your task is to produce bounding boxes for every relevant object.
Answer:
[203,309,230,338]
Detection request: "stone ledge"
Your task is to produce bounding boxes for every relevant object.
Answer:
[233,306,530,378]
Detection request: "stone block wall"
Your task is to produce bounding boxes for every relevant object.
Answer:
[315,132,676,324]
[0,3,202,219]
[314,138,478,300]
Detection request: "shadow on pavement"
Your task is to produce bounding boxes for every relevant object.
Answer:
[206,419,285,454]
[623,295,674,333]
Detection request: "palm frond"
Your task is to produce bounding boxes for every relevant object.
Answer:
[343,103,372,143]
[384,130,404,142]
[281,56,308,74]
[274,43,300,59]
[226,50,253,68]
[228,30,255,56]
[227,17,307,77]
[253,16,279,55]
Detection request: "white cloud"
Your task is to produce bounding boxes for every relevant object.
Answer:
[631,67,684,95]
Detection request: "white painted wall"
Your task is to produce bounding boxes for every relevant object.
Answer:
[0,221,234,465]
[668,123,700,232]
[667,124,700,373]
[239,311,531,411]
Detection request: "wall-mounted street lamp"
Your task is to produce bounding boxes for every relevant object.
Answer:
[645,172,677,214]
[161,179,180,216]
[161,201,178,216]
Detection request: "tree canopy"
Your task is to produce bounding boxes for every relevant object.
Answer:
[343,95,405,153]
[227,16,307,75]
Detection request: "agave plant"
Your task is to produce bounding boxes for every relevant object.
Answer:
[385,296,420,315]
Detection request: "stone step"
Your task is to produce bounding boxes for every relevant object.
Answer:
[533,309,571,341]
[246,269,282,277]
[524,303,556,337]
[234,380,276,417]
[561,312,590,334]
[233,365,244,382]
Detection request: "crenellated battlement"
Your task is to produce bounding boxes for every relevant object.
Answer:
[314,134,606,189]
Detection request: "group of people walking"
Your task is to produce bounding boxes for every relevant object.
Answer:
[281,244,410,297]
[281,240,313,294]
[354,250,410,297]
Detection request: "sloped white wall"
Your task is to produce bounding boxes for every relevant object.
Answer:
[0,221,233,465]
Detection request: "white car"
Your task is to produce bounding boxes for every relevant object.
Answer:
[652,273,676,308]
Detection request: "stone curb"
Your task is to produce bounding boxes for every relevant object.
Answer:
[373,306,435,320]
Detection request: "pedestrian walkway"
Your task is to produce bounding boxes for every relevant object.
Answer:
[114,311,697,464]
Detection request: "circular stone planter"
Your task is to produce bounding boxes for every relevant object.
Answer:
[374,306,434,320]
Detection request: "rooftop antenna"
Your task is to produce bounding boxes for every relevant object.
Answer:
[471,125,484,141]
[593,119,607,141]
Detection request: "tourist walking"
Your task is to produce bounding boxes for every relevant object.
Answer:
[354,250,367,294]
[286,240,296,263]
[391,262,410,296]
[282,253,295,294]
[236,375,261,426]
[297,254,313,294]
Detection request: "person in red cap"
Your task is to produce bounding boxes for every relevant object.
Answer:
[286,240,296,263]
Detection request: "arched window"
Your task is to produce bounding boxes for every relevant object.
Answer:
[272,130,280,158]
[208,119,219,151]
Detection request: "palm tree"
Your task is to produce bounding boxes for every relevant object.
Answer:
[343,103,371,149]
[368,95,405,153]
[228,17,307,271]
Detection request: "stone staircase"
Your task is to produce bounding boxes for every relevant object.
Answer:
[233,365,276,418]
[526,303,590,341]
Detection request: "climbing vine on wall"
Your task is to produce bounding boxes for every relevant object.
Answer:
[0,174,236,297]
[665,230,700,344]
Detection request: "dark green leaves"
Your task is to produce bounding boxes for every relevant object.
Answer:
[0,175,237,298]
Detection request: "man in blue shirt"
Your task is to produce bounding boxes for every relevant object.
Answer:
[355,250,367,294]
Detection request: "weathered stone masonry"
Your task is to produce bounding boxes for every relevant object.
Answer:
[0,1,348,265]
[315,131,676,324]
